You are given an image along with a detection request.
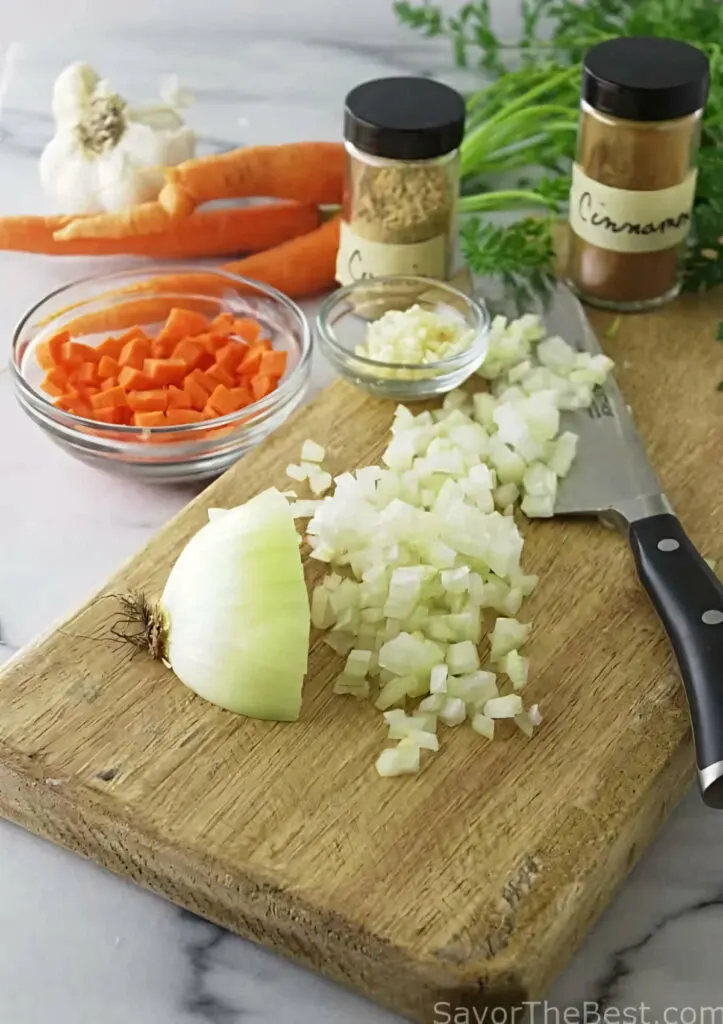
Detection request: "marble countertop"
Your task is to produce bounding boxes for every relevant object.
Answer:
[0,3,721,1021]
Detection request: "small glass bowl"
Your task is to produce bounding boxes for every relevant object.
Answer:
[10,265,311,484]
[316,274,490,401]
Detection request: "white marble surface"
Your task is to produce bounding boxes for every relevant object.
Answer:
[0,3,721,1022]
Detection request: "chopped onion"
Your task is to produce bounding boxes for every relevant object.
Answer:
[301,439,325,463]
[293,310,615,773]
[484,694,523,719]
[376,743,421,777]
[439,696,466,726]
[286,463,308,482]
[471,713,495,739]
[500,649,529,691]
[490,618,531,661]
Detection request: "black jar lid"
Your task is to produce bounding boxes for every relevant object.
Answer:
[583,36,710,122]
[344,77,466,160]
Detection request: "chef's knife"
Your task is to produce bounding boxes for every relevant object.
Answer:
[481,277,723,809]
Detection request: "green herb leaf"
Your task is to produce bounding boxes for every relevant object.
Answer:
[397,0,723,293]
[717,322,723,341]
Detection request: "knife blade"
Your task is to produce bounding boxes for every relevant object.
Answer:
[478,277,723,809]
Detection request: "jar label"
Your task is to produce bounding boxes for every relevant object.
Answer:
[335,222,448,285]
[568,164,698,253]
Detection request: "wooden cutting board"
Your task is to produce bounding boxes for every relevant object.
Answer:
[0,291,721,1023]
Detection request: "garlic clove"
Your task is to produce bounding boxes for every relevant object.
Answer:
[51,62,100,125]
[54,154,104,214]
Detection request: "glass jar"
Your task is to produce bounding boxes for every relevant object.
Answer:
[566,37,709,312]
[336,76,465,286]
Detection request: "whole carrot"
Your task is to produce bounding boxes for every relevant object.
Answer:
[3,203,319,256]
[160,142,345,219]
[222,216,341,298]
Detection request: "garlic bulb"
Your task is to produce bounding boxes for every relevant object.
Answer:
[39,61,196,214]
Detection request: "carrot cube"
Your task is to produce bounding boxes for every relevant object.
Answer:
[206,363,236,389]
[208,312,235,337]
[186,368,216,395]
[134,411,166,428]
[195,332,227,355]
[251,374,276,402]
[150,338,175,359]
[229,386,252,409]
[71,361,100,387]
[100,377,119,391]
[119,337,151,370]
[144,358,187,387]
[63,341,100,365]
[184,375,210,411]
[127,389,168,413]
[90,385,129,411]
[47,330,71,365]
[96,335,126,360]
[118,366,153,391]
[97,355,120,379]
[90,407,128,425]
[214,342,247,372]
[36,342,54,370]
[238,344,267,376]
[165,409,204,425]
[41,367,70,396]
[167,385,192,410]
[173,339,207,371]
[258,350,287,378]
[232,318,262,344]
[157,307,210,343]
[207,384,241,416]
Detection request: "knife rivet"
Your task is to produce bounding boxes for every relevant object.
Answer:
[657,538,680,552]
[702,610,723,626]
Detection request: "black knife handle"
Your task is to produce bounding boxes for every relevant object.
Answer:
[628,513,723,809]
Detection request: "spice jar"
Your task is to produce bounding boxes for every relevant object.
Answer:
[567,36,709,311]
[336,76,465,286]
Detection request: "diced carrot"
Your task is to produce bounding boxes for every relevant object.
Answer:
[208,312,235,336]
[127,389,168,413]
[90,407,128,425]
[172,339,207,371]
[206,362,236,389]
[186,368,216,396]
[100,377,119,392]
[195,332,228,355]
[184,374,211,411]
[232,318,262,344]
[134,411,166,428]
[41,367,70,396]
[47,330,71,365]
[118,365,153,390]
[165,409,205,425]
[229,386,253,408]
[97,355,120,379]
[214,341,247,372]
[144,358,187,386]
[202,402,221,420]
[150,338,175,359]
[96,335,126,360]
[71,361,100,387]
[258,350,287,378]
[208,384,239,416]
[238,343,266,375]
[36,342,54,370]
[54,391,80,411]
[251,374,276,401]
[167,385,192,410]
[119,336,151,370]
[63,340,100,365]
[157,307,210,343]
[90,385,129,410]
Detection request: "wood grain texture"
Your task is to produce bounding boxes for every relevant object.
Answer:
[0,293,722,1022]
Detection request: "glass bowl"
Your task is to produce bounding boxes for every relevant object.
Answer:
[316,274,490,401]
[10,265,311,484]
